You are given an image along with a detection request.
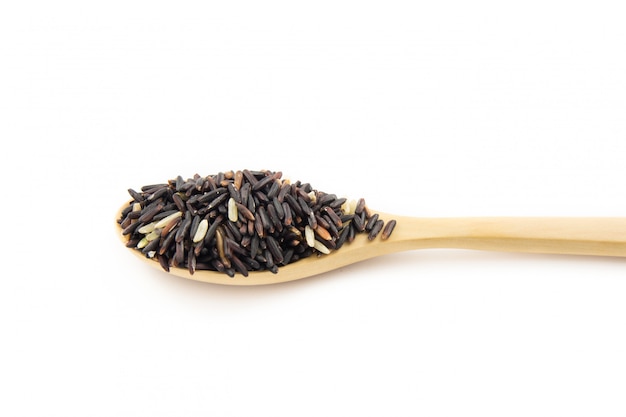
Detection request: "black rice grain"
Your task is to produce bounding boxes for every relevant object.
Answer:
[381,220,397,240]
[128,188,144,202]
[137,203,163,223]
[175,212,192,243]
[265,235,284,264]
[352,212,365,232]
[158,254,170,272]
[367,219,384,240]
[365,213,379,232]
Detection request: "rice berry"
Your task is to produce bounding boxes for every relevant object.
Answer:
[118,170,397,277]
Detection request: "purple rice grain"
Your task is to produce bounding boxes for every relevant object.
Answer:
[267,204,283,232]
[185,200,197,216]
[174,240,185,266]
[282,248,295,265]
[254,190,270,204]
[307,211,317,229]
[161,218,180,237]
[205,192,229,211]
[238,222,247,236]
[147,186,170,202]
[282,202,293,226]
[250,234,260,258]
[314,225,332,241]
[126,238,141,248]
[120,215,132,230]
[262,250,274,269]
[367,219,384,240]
[120,204,134,219]
[365,213,379,232]
[323,215,339,238]
[228,183,241,203]
[175,175,185,191]
[329,197,347,209]
[254,215,265,238]
[127,188,144,202]
[195,176,204,191]
[242,169,259,186]
[197,187,227,204]
[335,225,351,249]
[355,198,366,215]
[230,255,249,277]
[277,182,291,202]
[340,214,354,223]
[152,209,179,222]
[267,180,281,199]
[323,206,342,228]
[175,212,192,243]
[203,216,222,244]
[284,194,303,217]
[216,172,225,186]
[126,210,142,220]
[189,215,201,239]
[194,240,205,257]
[247,192,256,213]
[122,220,143,236]
[298,196,312,216]
[317,193,336,206]
[352,212,365,232]
[188,250,196,275]
[247,218,255,236]
[240,182,251,206]
[265,235,284,264]
[315,214,331,231]
[137,203,164,223]
[347,224,356,243]
[172,193,185,211]
[363,205,373,219]
[240,234,252,249]
[224,219,243,242]
[243,256,261,270]
[179,180,195,194]
[141,183,168,193]
[234,170,243,189]
[252,171,279,191]
[272,197,284,219]
[381,220,396,240]
[257,206,272,232]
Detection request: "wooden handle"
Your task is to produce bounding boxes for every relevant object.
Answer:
[385,216,626,257]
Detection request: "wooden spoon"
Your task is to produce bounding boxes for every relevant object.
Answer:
[117,204,626,285]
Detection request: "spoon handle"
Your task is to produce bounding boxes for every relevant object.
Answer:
[386,216,626,257]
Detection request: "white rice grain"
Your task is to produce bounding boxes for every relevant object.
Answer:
[138,222,156,234]
[145,229,161,242]
[305,225,315,247]
[228,197,238,222]
[313,240,330,254]
[154,211,182,229]
[192,219,209,243]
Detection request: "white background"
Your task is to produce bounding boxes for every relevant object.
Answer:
[2,1,626,416]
